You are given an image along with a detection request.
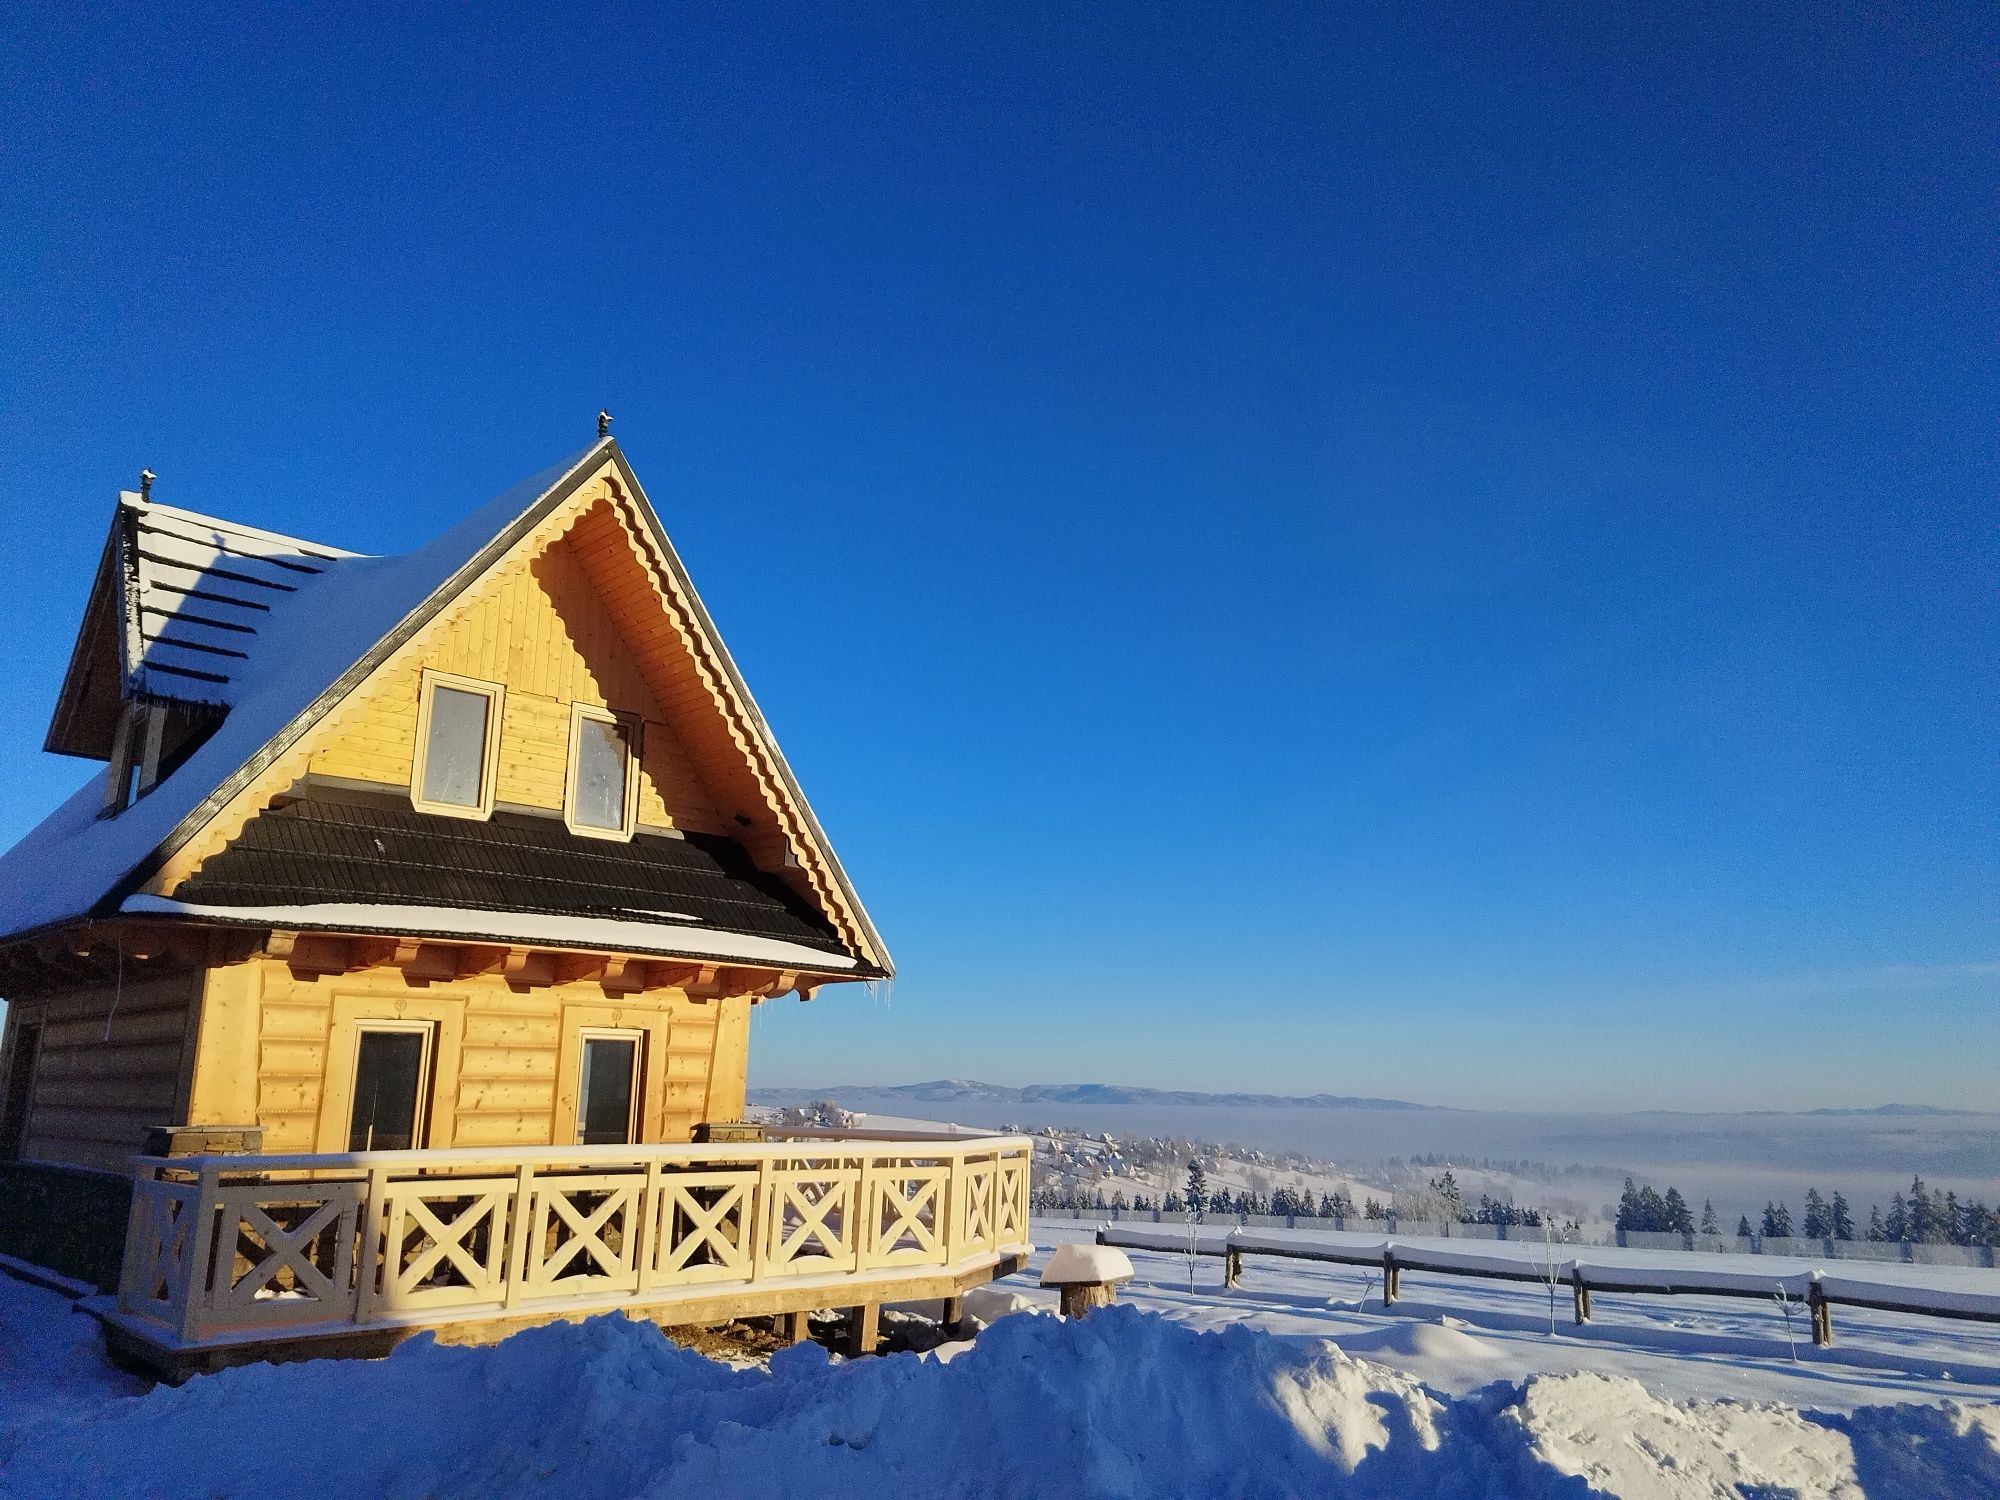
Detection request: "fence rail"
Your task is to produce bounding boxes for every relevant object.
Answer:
[1091,1222,2000,1349]
[114,1132,1033,1351]
[1031,1207,1997,1268]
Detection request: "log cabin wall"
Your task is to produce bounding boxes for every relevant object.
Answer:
[0,967,202,1172]
[304,500,728,835]
[184,957,754,1153]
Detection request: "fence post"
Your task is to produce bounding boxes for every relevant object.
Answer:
[1571,1270,1591,1325]
[1808,1281,1832,1347]
[1382,1248,1398,1306]
[1224,1244,1242,1288]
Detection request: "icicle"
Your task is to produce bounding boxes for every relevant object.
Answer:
[102,933,124,1043]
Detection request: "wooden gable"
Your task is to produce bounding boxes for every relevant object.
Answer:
[305,500,728,838]
[138,449,889,973]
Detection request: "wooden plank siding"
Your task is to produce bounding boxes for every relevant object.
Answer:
[304,504,727,835]
[0,968,203,1172]
[184,959,753,1154]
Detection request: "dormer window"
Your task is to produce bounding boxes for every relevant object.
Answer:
[411,670,502,820]
[565,703,640,839]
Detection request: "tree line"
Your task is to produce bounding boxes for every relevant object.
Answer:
[1616,1175,2000,1246]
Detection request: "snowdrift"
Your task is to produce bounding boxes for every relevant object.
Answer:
[3,1294,1998,1499]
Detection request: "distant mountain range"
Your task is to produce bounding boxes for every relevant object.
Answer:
[747,1079,1438,1110]
[746,1082,1986,1118]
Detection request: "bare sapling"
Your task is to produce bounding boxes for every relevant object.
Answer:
[1773,1282,1800,1361]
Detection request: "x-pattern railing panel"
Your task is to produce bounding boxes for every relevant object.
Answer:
[522,1173,643,1293]
[767,1167,859,1274]
[211,1186,361,1323]
[381,1179,515,1311]
[867,1167,948,1267]
[961,1161,998,1251]
[119,1178,197,1322]
[654,1171,758,1284]
[120,1137,1032,1347]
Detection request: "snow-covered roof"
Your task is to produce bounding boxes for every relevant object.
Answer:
[120,497,359,705]
[0,437,892,975]
[0,446,608,944]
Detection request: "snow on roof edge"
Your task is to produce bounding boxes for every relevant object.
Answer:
[120,896,860,972]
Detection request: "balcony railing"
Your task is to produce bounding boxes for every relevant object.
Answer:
[112,1130,1032,1350]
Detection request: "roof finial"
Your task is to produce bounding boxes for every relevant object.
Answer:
[139,469,155,501]
[597,410,612,439]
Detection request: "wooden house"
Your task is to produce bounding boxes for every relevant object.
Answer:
[0,436,1029,1374]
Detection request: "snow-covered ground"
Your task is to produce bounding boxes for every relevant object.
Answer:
[1,1230,1995,1497]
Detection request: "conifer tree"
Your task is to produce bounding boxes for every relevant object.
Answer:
[1762,1201,1794,1238]
[1663,1187,1694,1235]
[1831,1192,1855,1241]
[1184,1159,1207,1224]
[1700,1199,1720,1237]
[1430,1169,1463,1222]
[1908,1177,1939,1243]
[1615,1178,1643,1232]
[1736,1214,1754,1238]
[1866,1204,1885,1241]
[1885,1192,1908,1242]
[1801,1188,1830,1239]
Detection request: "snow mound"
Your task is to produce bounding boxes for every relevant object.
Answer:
[2,1277,1997,1500]
[1039,1241,1134,1285]
[959,1284,1046,1328]
[1516,1371,1865,1497]
[1341,1319,1507,1366]
[0,1305,1476,1498]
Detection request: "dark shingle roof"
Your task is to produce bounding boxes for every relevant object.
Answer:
[174,796,850,958]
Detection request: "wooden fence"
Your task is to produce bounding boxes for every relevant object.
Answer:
[110,1130,1032,1354]
[1094,1223,2000,1349]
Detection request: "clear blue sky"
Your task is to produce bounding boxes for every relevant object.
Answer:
[2,3,1993,1111]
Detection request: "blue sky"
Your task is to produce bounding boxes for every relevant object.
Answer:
[1,3,1993,1111]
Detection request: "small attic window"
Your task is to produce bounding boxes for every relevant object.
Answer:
[412,670,502,820]
[566,703,640,840]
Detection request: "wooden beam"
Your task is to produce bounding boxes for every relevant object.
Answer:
[400,943,461,982]
[555,953,608,986]
[268,930,350,975]
[457,945,508,978]
[599,955,645,994]
[501,947,555,987]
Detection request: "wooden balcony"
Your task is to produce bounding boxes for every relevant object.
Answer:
[90,1130,1032,1377]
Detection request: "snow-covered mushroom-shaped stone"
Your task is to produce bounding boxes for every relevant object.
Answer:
[1041,1242,1135,1317]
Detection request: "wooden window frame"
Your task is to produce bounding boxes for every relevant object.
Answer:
[411,669,504,821]
[341,1021,437,1153]
[563,702,642,841]
[555,1003,672,1145]
[0,1017,45,1161]
[314,994,465,1153]
[574,1027,645,1145]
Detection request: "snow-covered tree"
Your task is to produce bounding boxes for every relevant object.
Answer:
[1831,1192,1856,1241]
[1663,1187,1694,1235]
[1184,1160,1207,1225]
[1762,1201,1794,1238]
[1801,1188,1830,1239]
[1430,1169,1463,1222]
[1736,1214,1754,1238]
[1699,1199,1720,1237]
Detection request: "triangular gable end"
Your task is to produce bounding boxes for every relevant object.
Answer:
[134,443,891,976]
